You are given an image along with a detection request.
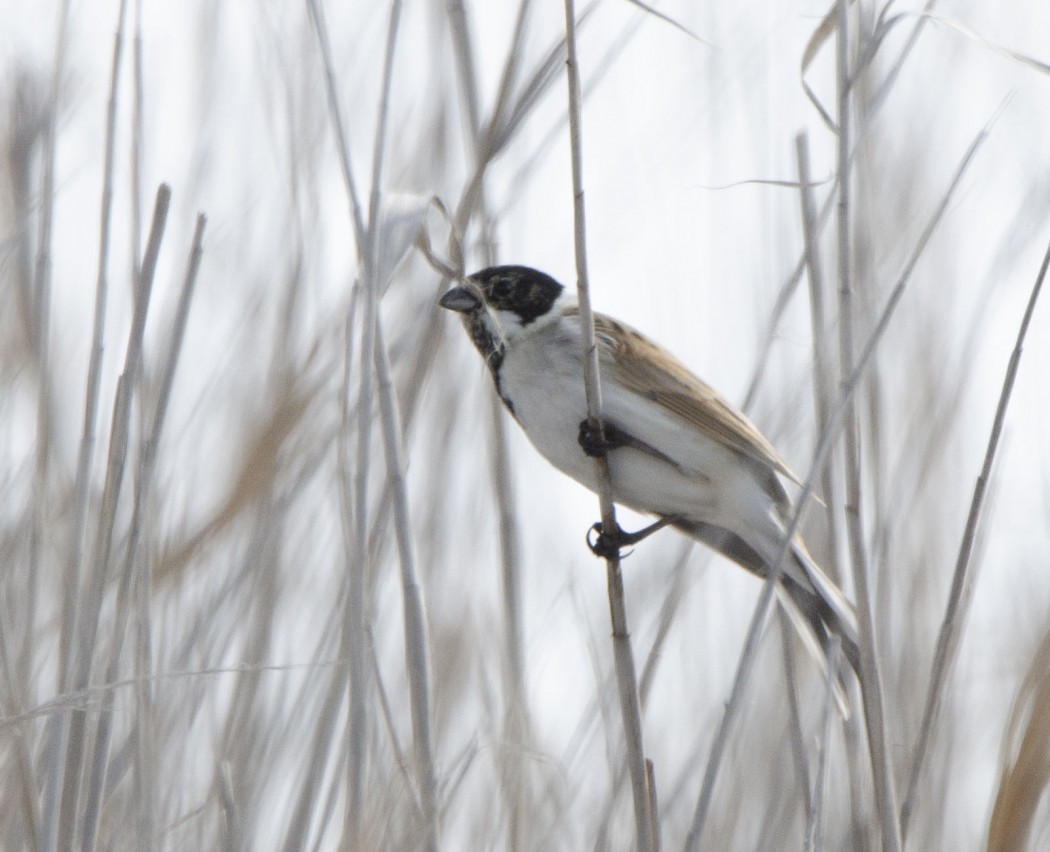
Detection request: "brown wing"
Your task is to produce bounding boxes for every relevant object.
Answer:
[590,312,800,501]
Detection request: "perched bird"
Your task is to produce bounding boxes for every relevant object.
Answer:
[439,264,859,674]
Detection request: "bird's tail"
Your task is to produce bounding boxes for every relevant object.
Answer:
[771,543,861,717]
[669,517,860,706]
[787,540,860,675]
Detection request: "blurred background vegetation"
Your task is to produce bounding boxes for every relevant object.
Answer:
[1,1,1049,849]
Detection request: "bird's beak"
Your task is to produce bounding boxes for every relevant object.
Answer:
[439,286,480,314]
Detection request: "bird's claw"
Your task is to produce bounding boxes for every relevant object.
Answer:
[587,522,630,559]
[586,515,680,558]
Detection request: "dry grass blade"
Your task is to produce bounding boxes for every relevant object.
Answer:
[308,0,399,840]
[453,1,600,231]
[741,170,838,412]
[310,0,408,843]
[796,130,849,852]
[803,0,944,138]
[865,0,939,119]
[496,19,572,155]
[155,372,320,583]
[795,132,843,583]
[129,0,145,290]
[446,0,484,139]
[987,627,1050,852]
[305,0,367,249]
[25,0,70,715]
[902,230,1050,837]
[486,395,531,848]
[4,10,71,850]
[344,0,403,837]
[279,646,349,851]
[131,209,206,848]
[498,7,648,212]
[638,544,692,707]
[801,1,844,131]
[49,4,131,847]
[621,0,707,44]
[807,641,842,852]
[445,6,535,843]
[905,12,1050,76]
[373,319,438,851]
[682,91,986,840]
[833,3,902,847]
[80,182,170,852]
[684,508,794,849]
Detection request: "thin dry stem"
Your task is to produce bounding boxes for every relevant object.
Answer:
[902,231,1050,837]
[52,3,130,847]
[796,132,845,583]
[128,3,152,843]
[80,183,170,852]
[797,130,847,852]
[373,319,438,851]
[834,3,902,847]
[681,111,980,839]
[685,537,789,849]
[308,0,401,840]
[306,0,367,249]
[563,0,654,848]
[342,0,404,840]
[132,209,206,848]
[17,7,71,851]
[446,5,535,841]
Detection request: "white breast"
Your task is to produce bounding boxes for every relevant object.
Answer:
[497,318,730,524]
[498,319,596,487]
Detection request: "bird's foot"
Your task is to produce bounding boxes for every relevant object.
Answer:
[577,419,630,458]
[587,515,679,558]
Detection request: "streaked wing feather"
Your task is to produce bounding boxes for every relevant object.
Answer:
[591,312,800,487]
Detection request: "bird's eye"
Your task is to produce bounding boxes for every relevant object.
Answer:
[491,279,512,300]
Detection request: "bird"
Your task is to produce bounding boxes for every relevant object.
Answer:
[439,264,859,675]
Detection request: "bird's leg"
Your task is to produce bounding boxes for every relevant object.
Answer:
[587,515,679,558]
[578,418,678,556]
[577,418,631,458]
